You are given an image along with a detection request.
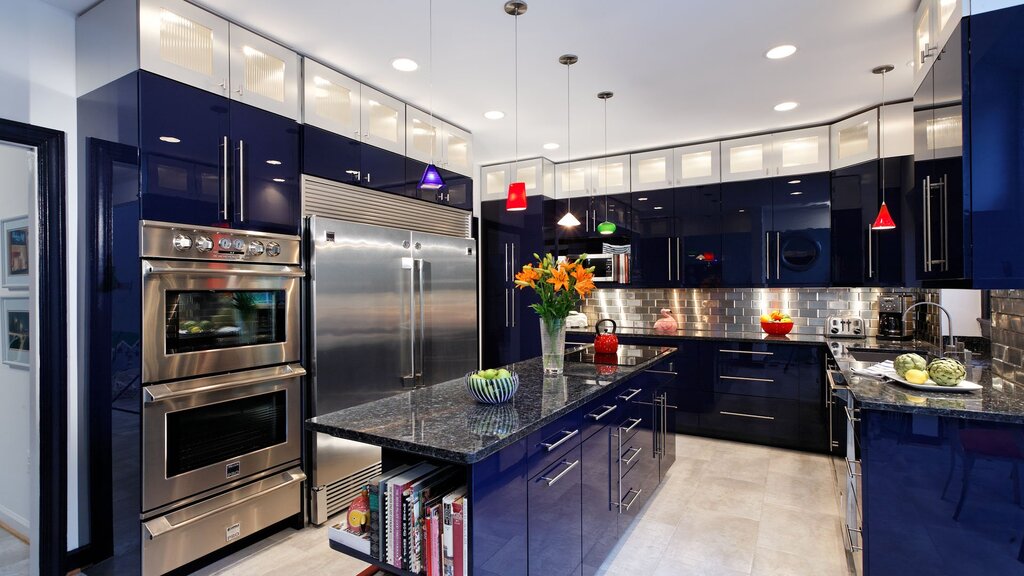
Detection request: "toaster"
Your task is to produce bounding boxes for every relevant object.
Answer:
[827,316,864,338]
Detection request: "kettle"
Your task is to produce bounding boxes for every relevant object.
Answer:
[594,319,619,354]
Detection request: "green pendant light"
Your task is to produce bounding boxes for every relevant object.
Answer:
[596,90,617,235]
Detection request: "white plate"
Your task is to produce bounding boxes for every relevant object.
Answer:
[886,374,981,393]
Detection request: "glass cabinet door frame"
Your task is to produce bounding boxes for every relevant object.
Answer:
[302,58,361,139]
[228,24,300,120]
[139,0,231,96]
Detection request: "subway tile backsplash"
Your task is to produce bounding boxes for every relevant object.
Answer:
[991,290,1024,384]
[580,287,937,337]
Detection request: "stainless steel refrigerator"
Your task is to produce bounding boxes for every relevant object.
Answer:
[307,215,478,523]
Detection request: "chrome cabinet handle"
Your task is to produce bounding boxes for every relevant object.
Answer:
[776,231,781,280]
[586,405,617,421]
[143,263,305,278]
[504,288,509,328]
[676,236,681,281]
[622,446,642,465]
[540,459,579,486]
[644,370,678,376]
[620,417,642,432]
[718,349,773,356]
[667,237,672,280]
[941,173,949,272]
[221,136,230,220]
[510,243,516,328]
[765,231,771,282]
[720,411,774,420]
[618,388,643,401]
[504,243,509,282]
[844,405,860,423]
[867,223,873,278]
[923,176,931,272]
[540,429,579,452]
[620,488,643,511]
[846,458,862,478]
[237,139,246,222]
[720,375,775,383]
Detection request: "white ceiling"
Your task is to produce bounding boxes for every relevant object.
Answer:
[47,0,918,167]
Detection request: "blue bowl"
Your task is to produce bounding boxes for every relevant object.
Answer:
[465,371,519,404]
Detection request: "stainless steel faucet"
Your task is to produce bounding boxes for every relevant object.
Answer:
[903,301,954,358]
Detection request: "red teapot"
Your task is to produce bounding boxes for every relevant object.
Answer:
[594,319,619,354]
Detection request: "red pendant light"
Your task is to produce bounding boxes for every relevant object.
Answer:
[506,181,527,211]
[872,201,896,230]
[871,64,896,231]
[505,1,528,212]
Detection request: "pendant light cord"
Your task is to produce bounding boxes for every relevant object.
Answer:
[513,12,518,165]
[428,0,435,165]
[566,61,571,215]
[880,69,886,202]
[604,96,609,221]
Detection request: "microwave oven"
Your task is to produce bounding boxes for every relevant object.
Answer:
[564,253,629,283]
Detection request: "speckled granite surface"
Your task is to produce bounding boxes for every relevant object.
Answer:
[567,325,827,346]
[306,344,676,464]
[827,339,1024,424]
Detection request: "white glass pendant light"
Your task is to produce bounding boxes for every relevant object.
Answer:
[557,54,581,227]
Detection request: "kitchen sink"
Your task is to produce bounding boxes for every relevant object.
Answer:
[846,347,932,363]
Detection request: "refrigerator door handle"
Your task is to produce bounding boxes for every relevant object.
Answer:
[402,257,417,387]
[416,258,425,387]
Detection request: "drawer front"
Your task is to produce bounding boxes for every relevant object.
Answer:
[528,408,583,478]
[580,392,622,442]
[714,342,802,399]
[714,373,798,400]
[701,393,800,446]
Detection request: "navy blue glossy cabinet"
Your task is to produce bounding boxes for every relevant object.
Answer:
[970,6,1024,287]
[679,185,723,288]
[139,72,299,234]
[770,173,831,286]
[630,189,676,286]
[581,427,615,576]
[629,186,722,287]
[831,158,909,286]
[861,409,1024,574]
[302,124,406,197]
[528,446,583,576]
[721,179,771,286]
[481,198,555,367]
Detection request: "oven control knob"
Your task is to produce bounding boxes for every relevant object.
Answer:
[248,240,265,256]
[172,234,193,251]
[232,238,246,252]
[266,242,281,257]
[194,236,213,252]
[218,237,232,251]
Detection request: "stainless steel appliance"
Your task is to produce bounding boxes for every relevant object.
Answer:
[566,253,626,283]
[877,293,916,340]
[308,216,478,524]
[142,363,305,512]
[136,221,306,575]
[827,315,865,338]
[140,221,304,383]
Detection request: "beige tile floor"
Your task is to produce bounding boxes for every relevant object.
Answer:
[193,435,851,576]
[0,526,29,576]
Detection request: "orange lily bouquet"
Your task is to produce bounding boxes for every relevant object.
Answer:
[514,253,596,321]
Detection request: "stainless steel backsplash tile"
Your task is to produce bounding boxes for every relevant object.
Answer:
[580,287,938,337]
[990,290,1024,384]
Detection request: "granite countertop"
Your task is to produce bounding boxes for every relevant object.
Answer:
[306,344,676,464]
[567,325,827,346]
[827,338,1024,424]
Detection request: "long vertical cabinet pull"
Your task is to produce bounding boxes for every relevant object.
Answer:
[221,136,230,221]
[923,177,932,272]
[775,232,781,280]
[504,243,510,328]
[765,232,771,282]
[666,238,672,280]
[676,237,681,282]
[237,140,246,222]
[867,225,873,279]
[417,258,425,385]
[510,243,516,328]
[652,396,660,457]
[940,174,949,272]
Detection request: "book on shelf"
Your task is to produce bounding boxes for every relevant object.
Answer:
[442,487,466,576]
[452,494,467,576]
[410,467,461,573]
[327,517,370,555]
[370,463,414,562]
[386,462,437,568]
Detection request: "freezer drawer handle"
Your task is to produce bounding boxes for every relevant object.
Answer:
[540,429,579,452]
[586,405,617,421]
[540,459,579,486]
[142,469,306,540]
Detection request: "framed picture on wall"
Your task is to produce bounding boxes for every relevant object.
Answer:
[2,297,29,369]
[1,216,29,289]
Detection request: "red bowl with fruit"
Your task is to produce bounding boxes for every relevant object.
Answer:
[760,321,794,336]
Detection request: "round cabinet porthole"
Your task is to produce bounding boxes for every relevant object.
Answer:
[780,234,821,271]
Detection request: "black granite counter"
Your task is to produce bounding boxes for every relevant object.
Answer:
[826,338,1024,424]
[306,344,676,464]
[567,325,827,346]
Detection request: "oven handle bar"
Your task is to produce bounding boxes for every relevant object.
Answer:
[143,263,306,278]
[143,364,306,404]
[142,468,306,540]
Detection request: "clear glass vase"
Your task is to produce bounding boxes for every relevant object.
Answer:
[539,316,567,374]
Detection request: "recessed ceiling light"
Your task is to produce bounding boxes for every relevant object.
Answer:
[391,58,418,72]
[159,136,180,143]
[788,179,801,184]
[774,101,799,112]
[266,160,282,165]
[273,178,286,183]
[483,110,505,120]
[543,142,560,150]
[738,209,746,213]
[765,44,797,60]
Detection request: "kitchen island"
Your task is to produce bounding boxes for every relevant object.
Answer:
[307,344,678,576]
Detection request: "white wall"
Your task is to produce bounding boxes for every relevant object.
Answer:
[0,0,80,553]
[940,289,983,337]
[0,142,34,539]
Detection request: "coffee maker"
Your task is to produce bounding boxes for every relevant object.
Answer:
[877,293,916,340]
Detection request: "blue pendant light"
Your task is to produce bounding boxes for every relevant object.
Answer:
[417,0,446,192]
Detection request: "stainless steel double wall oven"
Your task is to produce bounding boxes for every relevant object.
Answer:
[138,221,306,575]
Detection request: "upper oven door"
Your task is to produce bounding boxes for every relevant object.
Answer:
[142,259,304,383]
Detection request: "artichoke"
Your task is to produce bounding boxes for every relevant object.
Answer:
[927,358,967,387]
[894,353,928,377]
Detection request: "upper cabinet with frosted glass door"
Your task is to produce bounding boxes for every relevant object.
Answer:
[360,86,406,155]
[722,127,829,181]
[138,0,300,119]
[630,149,674,192]
[480,158,554,201]
[673,142,720,186]
[914,0,962,90]
[303,58,361,138]
[406,107,473,176]
[830,109,878,170]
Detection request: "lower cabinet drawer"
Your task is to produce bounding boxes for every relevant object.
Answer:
[142,467,305,576]
[529,446,583,576]
[528,409,583,478]
[700,394,800,446]
[713,373,799,400]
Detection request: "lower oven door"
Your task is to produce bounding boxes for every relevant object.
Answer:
[142,363,304,513]
[141,258,304,383]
